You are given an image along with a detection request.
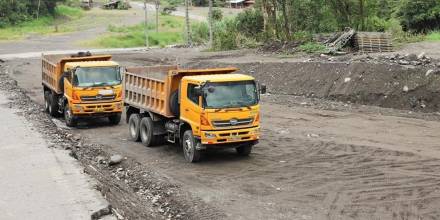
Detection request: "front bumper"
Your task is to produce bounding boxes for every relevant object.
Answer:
[71,101,123,116]
[200,126,260,145]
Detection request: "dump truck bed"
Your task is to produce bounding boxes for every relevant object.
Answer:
[124,66,238,118]
[42,53,112,94]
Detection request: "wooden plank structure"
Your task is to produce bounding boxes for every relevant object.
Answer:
[355,32,393,53]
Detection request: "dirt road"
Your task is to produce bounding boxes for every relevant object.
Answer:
[4,49,440,219]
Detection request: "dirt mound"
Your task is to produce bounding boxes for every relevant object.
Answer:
[189,60,440,112]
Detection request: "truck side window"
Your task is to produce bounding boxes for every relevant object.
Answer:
[187,83,199,105]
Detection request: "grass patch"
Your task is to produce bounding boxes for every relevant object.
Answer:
[56,5,83,18]
[299,42,327,53]
[84,15,185,48]
[426,31,440,41]
[0,5,83,40]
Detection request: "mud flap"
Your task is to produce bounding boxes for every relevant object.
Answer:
[195,137,206,150]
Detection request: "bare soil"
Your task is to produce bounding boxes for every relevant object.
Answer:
[4,48,440,220]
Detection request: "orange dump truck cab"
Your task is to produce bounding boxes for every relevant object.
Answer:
[42,52,123,127]
[124,65,266,163]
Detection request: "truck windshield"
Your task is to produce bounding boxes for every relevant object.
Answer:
[73,66,121,87]
[203,81,258,109]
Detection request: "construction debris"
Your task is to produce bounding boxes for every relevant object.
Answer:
[80,0,93,10]
[325,28,355,54]
[102,0,130,10]
[355,32,393,53]
[324,28,393,54]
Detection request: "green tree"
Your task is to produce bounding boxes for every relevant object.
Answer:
[398,0,440,33]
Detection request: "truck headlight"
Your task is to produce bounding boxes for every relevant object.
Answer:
[73,105,82,112]
[115,102,122,109]
[205,132,216,139]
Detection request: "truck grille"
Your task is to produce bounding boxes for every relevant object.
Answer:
[212,117,254,128]
[81,95,116,102]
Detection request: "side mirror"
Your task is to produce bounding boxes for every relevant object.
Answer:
[119,66,125,80]
[194,86,202,97]
[260,83,267,94]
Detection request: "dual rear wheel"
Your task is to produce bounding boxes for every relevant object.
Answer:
[128,113,161,146]
[44,91,59,117]
[127,113,253,163]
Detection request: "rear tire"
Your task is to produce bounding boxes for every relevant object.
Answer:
[64,104,77,127]
[128,114,141,142]
[108,113,121,125]
[182,130,201,163]
[236,144,253,156]
[48,93,59,117]
[140,117,155,147]
[44,91,50,113]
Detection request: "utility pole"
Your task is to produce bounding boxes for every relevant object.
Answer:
[144,0,149,47]
[208,0,213,48]
[185,0,192,46]
[155,0,160,33]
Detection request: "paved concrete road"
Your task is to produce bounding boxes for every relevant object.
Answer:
[0,93,113,219]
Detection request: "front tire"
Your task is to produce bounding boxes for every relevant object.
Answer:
[128,114,141,142]
[182,130,201,163]
[108,113,121,125]
[236,144,253,156]
[64,104,77,127]
[44,91,50,113]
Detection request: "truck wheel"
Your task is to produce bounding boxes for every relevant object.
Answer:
[128,114,141,142]
[64,104,77,127]
[108,113,121,125]
[48,93,59,117]
[236,144,253,156]
[169,90,180,117]
[44,91,50,113]
[182,130,201,163]
[140,117,155,147]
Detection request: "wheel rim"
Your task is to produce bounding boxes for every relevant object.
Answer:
[184,137,193,160]
[129,121,137,138]
[141,124,149,142]
[48,101,52,113]
[45,97,49,110]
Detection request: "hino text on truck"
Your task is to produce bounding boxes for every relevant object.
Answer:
[42,52,123,127]
[124,65,266,162]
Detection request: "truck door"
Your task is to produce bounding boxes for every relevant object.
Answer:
[180,82,202,135]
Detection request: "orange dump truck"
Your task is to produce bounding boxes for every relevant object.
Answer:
[42,52,123,127]
[124,65,266,162]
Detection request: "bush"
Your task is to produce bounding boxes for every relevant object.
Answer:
[211,8,223,21]
[191,22,209,45]
[212,19,238,50]
[235,9,264,38]
[291,31,313,42]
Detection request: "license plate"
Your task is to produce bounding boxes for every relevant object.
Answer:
[230,136,241,141]
[96,108,104,112]
[98,89,114,95]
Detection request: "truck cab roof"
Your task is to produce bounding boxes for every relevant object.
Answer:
[64,61,119,71]
[183,73,255,83]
